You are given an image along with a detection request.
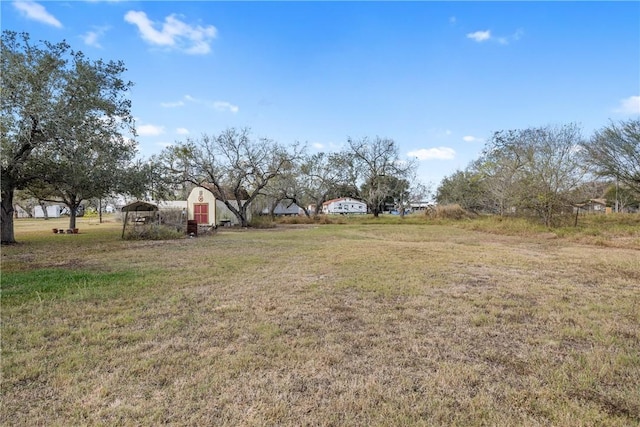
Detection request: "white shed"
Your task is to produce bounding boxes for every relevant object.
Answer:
[187,187,217,226]
[33,205,63,218]
[322,197,367,214]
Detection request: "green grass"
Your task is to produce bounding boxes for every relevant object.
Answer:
[1,216,639,426]
[1,269,138,303]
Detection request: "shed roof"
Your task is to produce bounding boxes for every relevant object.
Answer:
[121,201,158,212]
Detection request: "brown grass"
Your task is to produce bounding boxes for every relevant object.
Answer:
[2,216,639,426]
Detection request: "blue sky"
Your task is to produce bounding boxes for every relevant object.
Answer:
[3,1,639,187]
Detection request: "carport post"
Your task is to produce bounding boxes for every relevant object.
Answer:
[121,210,129,239]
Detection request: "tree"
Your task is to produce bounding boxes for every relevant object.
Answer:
[1,31,135,241]
[162,128,300,227]
[259,157,301,218]
[475,136,526,216]
[32,132,137,229]
[346,136,416,217]
[1,31,67,243]
[581,119,640,195]
[483,124,588,226]
[435,168,487,213]
[287,152,351,217]
[604,183,639,213]
[396,179,432,217]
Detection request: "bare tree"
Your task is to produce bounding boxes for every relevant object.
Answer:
[481,124,588,226]
[347,137,416,217]
[162,128,301,227]
[292,152,349,216]
[397,179,432,217]
[476,133,527,216]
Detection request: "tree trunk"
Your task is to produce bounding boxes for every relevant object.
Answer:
[68,203,79,229]
[1,188,16,244]
[239,205,250,227]
[39,200,49,220]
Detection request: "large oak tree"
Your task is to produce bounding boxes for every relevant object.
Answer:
[1,31,135,242]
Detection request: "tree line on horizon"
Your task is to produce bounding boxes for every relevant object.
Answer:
[2,31,639,243]
[435,121,640,226]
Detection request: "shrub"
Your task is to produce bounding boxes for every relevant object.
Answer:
[426,204,473,220]
[249,216,277,229]
[124,224,185,240]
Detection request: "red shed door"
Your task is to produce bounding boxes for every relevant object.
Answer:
[194,203,209,224]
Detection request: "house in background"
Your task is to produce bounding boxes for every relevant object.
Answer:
[14,205,30,218]
[575,198,607,214]
[261,201,302,216]
[322,197,367,214]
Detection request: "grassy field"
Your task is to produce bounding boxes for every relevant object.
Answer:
[2,215,639,426]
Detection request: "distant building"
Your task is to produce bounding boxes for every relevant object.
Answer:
[33,205,63,218]
[322,197,367,214]
[261,202,302,216]
[186,186,251,226]
[187,187,217,227]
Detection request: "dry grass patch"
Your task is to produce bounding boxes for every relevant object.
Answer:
[2,220,639,426]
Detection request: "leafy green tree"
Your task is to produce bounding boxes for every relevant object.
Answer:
[435,168,487,213]
[582,119,640,195]
[1,31,135,240]
[2,31,67,243]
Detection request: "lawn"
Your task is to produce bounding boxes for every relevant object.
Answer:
[1,216,639,426]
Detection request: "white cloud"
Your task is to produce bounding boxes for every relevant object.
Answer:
[168,95,239,113]
[512,29,524,42]
[408,147,456,161]
[463,135,482,143]
[467,30,491,42]
[137,124,165,136]
[160,100,185,108]
[449,16,456,24]
[13,1,62,28]
[82,31,101,48]
[213,101,239,113]
[468,28,524,45]
[82,27,109,48]
[176,128,189,135]
[124,10,217,55]
[312,142,324,150]
[614,95,640,115]
[497,29,524,45]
